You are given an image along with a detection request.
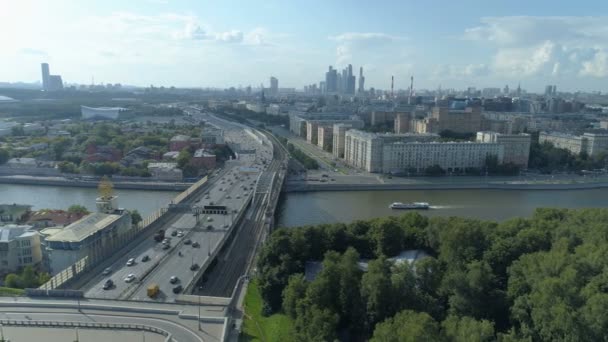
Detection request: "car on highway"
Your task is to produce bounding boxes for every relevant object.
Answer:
[192,241,200,248]
[102,267,112,275]
[126,258,135,266]
[172,285,183,294]
[190,263,199,271]
[184,239,192,245]
[103,279,114,290]
[170,276,179,284]
[141,255,150,262]
[124,274,136,283]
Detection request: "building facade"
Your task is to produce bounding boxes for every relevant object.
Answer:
[343,130,439,173]
[476,132,531,168]
[539,132,608,157]
[0,225,42,274]
[43,196,132,275]
[317,125,333,151]
[382,141,503,174]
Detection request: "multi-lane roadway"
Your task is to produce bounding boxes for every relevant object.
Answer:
[78,107,274,304]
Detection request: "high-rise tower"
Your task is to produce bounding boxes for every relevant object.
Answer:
[358,67,365,93]
[41,63,50,90]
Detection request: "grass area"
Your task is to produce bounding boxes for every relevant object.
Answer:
[0,287,25,296]
[241,279,293,342]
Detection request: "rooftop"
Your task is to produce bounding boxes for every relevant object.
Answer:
[0,225,36,242]
[44,212,122,243]
[170,134,191,142]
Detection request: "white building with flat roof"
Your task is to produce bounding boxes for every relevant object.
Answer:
[539,132,608,157]
[43,196,132,275]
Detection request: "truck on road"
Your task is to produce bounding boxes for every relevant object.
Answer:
[147,283,160,298]
[154,230,165,242]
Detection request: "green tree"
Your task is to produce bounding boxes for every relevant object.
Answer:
[58,161,79,173]
[361,258,394,327]
[130,209,142,225]
[442,315,495,342]
[370,310,442,342]
[282,273,308,319]
[20,266,38,288]
[68,205,89,215]
[177,148,192,169]
[51,137,72,159]
[4,273,21,288]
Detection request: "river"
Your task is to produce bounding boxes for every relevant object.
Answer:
[276,188,608,227]
[1,184,179,217]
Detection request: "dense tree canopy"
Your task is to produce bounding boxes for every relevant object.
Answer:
[257,209,608,341]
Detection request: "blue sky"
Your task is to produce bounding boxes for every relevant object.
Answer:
[2,0,608,92]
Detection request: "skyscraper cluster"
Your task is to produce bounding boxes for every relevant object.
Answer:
[41,63,64,91]
[324,64,363,95]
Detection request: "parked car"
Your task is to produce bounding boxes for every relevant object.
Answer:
[162,244,170,250]
[141,255,150,262]
[190,263,199,271]
[177,231,184,238]
[124,274,136,283]
[192,241,200,248]
[172,285,183,294]
[184,239,192,245]
[102,267,112,276]
[170,276,178,284]
[126,258,135,266]
[171,230,178,237]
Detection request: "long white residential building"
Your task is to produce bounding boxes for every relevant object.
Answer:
[539,132,608,157]
[343,129,511,173]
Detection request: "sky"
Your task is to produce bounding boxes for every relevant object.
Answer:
[2,0,608,92]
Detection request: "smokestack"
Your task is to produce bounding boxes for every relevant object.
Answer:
[391,76,394,98]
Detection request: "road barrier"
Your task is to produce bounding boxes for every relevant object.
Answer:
[39,176,209,291]
[0,319,169,337]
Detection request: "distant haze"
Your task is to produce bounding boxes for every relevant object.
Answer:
[2,0,608,92]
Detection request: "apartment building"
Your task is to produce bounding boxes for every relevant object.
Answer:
[539,132,608,156]
[476,132,532,168]
[0,225,42,274]
[382,141,503,174]
[343,130,439,172]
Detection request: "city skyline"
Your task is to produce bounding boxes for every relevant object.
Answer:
[2,0,608,92]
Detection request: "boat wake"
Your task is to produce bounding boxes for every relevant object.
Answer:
[429,205,456,209]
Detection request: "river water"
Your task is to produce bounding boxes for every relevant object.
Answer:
[0,184,179,217]
[4,184,608,227]
[276,188,608,227]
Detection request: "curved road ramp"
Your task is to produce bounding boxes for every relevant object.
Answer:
[0,297,229,342]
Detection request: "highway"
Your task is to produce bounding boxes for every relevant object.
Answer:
[78,107,273,303]
[196,131,287,297]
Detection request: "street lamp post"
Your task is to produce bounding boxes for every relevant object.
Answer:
[198,286,203,331]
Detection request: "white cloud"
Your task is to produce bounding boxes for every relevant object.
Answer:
[329,32,406,67]
[433,63,489,79]
[580,50,608,77]
[463,16,608,80]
